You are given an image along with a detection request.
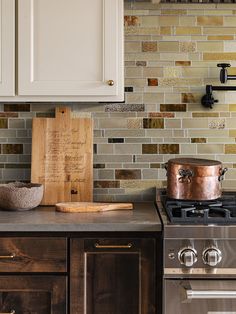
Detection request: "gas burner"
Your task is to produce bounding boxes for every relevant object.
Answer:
[163,193,236,224]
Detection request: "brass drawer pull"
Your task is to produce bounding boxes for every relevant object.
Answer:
[0,310,16,314]
[94,243,132,249]
[107,80,114,86]
[0,253,15,259]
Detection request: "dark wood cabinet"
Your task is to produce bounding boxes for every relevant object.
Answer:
[0,276,67,314]
[70,238,156,314]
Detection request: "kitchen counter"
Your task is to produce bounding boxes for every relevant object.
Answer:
[0,202,161,232]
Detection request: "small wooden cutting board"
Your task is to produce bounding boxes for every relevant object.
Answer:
[55,202,133,213]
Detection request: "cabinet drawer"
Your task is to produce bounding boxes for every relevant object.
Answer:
[0,238,67,272]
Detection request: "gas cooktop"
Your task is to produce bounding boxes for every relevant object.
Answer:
[161,191,236,224]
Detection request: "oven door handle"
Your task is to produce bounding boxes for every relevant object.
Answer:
[185,289,236,300]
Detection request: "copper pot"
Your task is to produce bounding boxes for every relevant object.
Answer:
[165,158,228,200]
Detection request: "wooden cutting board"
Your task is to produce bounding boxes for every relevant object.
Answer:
[31,107,93,205]
[55,202,133,213]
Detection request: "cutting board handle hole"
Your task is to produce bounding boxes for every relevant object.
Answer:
[71,189,78,195]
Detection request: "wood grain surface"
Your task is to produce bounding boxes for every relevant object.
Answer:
[55,202,133,213]
[31,107,93,205]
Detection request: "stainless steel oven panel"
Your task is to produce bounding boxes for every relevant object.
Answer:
[165,239,236,273]
[165,279,236,314]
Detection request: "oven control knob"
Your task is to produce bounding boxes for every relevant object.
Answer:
[202,247,222,267]
[178,248,197,267]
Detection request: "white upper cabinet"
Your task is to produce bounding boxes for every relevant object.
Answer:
[0,0,15,96]
[18,0,124,101]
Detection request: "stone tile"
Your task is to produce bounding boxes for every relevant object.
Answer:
[127,118,142,129]
[136,61,147,66]
[143,118,164,129]
[108,138,124,143]
[124,16,140,26]
[142,144,158,154]
[149,112,174,118]
[0,113,18,117]
[150,163,161,168]
[97,144,114,154]
[142,169,159,179]
[159,144,179,154]
[180,42,196,53]
[197,144,224,154]
[97,170,114,180]
[93,164,105,169]
[115,169,141,180]
[208,35,234,40]
[225,144,236,154]
[94,155,132,163]
[159,41,179,52]
[197,41,223,52]
[165,119,181,129]
[4,104,30,112]
[143,67,163,77]
[8,119,25,129]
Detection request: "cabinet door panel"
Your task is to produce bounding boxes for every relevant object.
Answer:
[0,276,67,314]
[71,238,156,314]
[18,0,123,99]
[0,0,14,96]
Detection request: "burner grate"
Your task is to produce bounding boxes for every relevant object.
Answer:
[164,193,236,224]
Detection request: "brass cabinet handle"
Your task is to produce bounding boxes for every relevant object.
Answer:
[94,243,132,249]
[0,253,15,259]
[107,80,114,86]
[0,311,16,314]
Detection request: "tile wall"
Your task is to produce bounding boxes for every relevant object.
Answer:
[1,1,236,201]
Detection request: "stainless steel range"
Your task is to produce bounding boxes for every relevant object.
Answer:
[156,189,236,314]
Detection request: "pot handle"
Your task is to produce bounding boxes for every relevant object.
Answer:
[178,169,194,183]
[164,163,168,176]
[219,167,228,181]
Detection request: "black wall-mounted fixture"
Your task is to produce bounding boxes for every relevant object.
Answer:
[201,63,236,109]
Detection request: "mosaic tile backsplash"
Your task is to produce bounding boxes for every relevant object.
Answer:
[2,2,236,201]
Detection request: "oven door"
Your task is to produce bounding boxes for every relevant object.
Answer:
[165,280,236,314]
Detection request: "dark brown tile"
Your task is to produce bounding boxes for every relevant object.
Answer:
[2,144,23,154]
[148,78,158,86]
[191,138,207,143]
[159,144,179,154]
[175,61,191,66]
[115,169,141,180]
[108,138,124,143]
[0,119,8,129]
[5,163,31,168]
[142,144,158,154]
[150,163,161,168]
[93,164,105,169]
[93,144,97,154]
[143,118,164,129]
[136,61,147,67]
[160,104,186,112]
[0,113,18,117]
[94,181,120,188]
[0,163,4,168]
[149,112,174,118]
[4,104,30,112]
[36,112,55,118]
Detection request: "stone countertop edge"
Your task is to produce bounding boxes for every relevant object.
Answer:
[0,202,162,232]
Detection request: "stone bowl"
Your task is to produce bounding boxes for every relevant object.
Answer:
[0,182,44,211]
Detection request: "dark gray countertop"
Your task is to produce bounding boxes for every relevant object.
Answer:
[0,202,161,232]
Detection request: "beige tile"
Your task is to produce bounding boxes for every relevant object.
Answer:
[160,27,172,35]
[142,41,158,52]
[97,144,114,155]
[225,144,236,154]
[180,144,197,154]
[141,15,159,26]
[182,67,208,78]
[176,27,201,35]
[125,42,141,53]
[163,67,182,78]
[99,118,127,129]
[203,27,236,35]
[197,144,224,154]
[159,16,179,26]
[224,42,236,52]
[125,67,143,77]
[127,118,142,129]
[143,93,164,104]
[179,16,196,26]
[165,119,181,129]
[114,144,141,155]
[143,67,163,77]
[224,16,236,27]
[203,52,236,61]
[182,118,208,129]
[197,16,223,26]
[197,41,223,52]
[208,35,234,41]
[159,41,179,52]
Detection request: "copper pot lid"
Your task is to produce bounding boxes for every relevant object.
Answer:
[168,158,221,166]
